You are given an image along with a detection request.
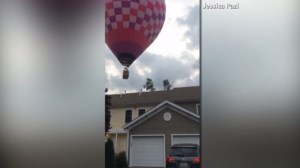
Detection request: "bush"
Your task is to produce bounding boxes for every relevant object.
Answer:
[105,138,115,168]
[115,151,128,168]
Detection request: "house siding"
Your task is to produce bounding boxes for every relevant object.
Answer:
[128,107,200,163]
[110,133,127,154]
[177,102,199,114]
[110,106,152,129]
[109,106,152,153]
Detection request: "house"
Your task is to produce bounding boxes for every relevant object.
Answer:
[108,86,200,168]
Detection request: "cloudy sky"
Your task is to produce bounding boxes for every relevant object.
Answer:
[105,0,200,94]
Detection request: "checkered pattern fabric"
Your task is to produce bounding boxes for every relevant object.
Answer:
[105,0,166,43]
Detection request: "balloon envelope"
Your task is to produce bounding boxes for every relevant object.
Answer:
[105,0,166,67]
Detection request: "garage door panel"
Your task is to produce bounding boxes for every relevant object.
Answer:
[131,136,164,167]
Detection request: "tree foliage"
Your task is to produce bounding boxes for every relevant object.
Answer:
[143,78,155,91]
[115,151,128,168]
[105,138,115,168]
[163,79,172,91]
[105,88,112,133]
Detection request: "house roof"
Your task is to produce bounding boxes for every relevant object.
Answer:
[109,86,200,108]
[123,100,200,130]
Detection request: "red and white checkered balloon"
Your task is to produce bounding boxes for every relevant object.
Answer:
[105,0,166,67]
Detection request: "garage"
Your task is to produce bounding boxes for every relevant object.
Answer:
[125,101,200,168]
[130,135,165,167]
[172,134,200,145]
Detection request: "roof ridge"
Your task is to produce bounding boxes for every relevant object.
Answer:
[108,86,200,95]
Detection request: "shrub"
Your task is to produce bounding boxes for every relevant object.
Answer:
[115,151,128,168]
[105,138,115,168]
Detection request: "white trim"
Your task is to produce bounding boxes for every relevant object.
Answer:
[171,134,200,146]
[124,100,200,130]
[115,133,118,152]
[126,130,129,162]
[196,103,200,115]
[129,134,166,168]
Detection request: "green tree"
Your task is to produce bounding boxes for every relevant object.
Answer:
[115,151,128,168]
[163,79,172,91]
[105,88,112,133]
[143,78,155,91]
[105,138,115,168]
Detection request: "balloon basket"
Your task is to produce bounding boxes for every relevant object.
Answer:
[123,67,129,79]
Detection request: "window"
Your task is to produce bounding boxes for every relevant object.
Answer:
[125,110,132,123]
[138,109,146,116]
[170,146,199,157]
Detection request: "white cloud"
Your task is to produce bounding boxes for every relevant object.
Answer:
[105,58,121,78]
[135,64,152,77]
[105,0,200,94]
[147,0,198,58]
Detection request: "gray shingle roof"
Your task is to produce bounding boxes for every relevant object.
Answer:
[108,86,200,108]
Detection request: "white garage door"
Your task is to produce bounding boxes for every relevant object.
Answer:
[130,135,165,167]
[172,134,200,145]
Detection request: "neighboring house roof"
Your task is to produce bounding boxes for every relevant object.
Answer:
[109,86,200,108]
[123,100,200,130]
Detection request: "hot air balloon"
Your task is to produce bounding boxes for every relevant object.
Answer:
[105,0,166,79]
